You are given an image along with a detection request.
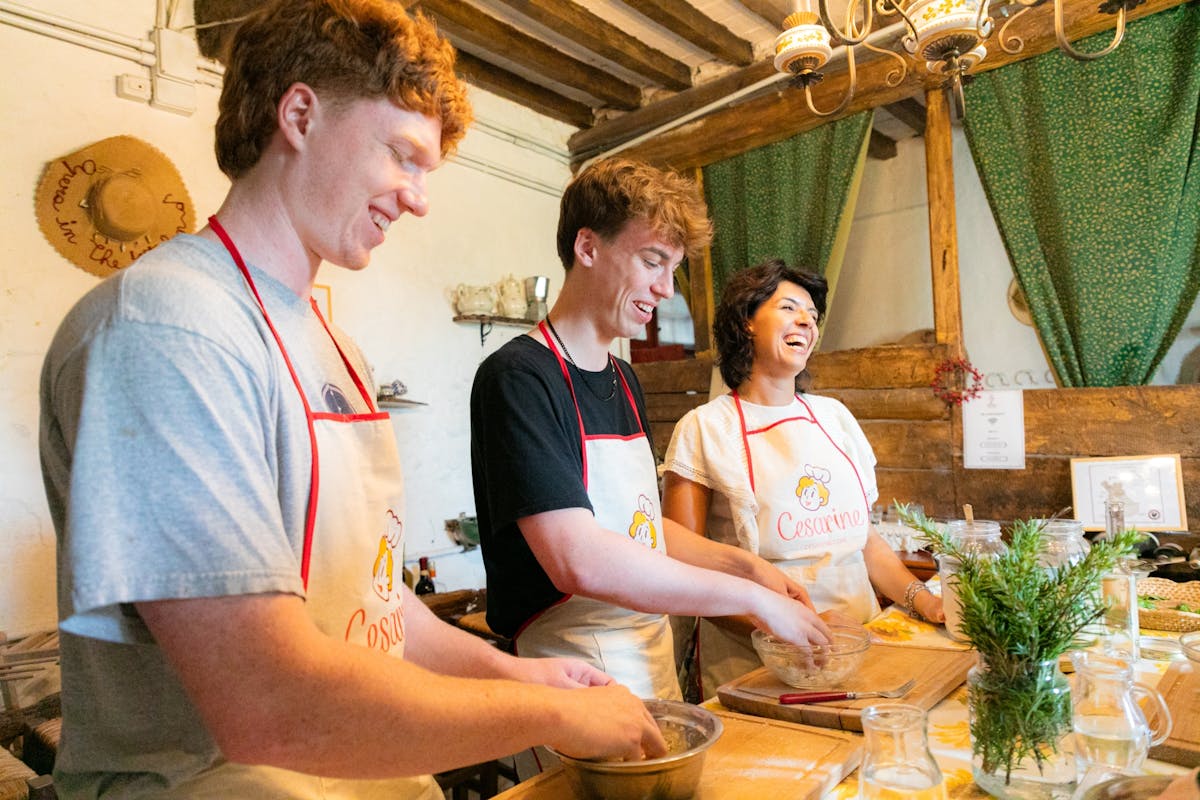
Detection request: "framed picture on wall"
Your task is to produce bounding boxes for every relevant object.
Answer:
[1070,454,1187,531]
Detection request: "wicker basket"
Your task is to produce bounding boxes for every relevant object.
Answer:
[1137,577,1200,632]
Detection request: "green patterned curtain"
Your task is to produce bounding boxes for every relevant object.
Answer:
[702,111,874,302]
[962,4,1200,386]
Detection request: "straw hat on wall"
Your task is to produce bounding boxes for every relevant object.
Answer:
[35,135,195,278]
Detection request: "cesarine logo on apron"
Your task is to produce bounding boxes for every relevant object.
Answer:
[777,462,867,544]
[628,493,659,548]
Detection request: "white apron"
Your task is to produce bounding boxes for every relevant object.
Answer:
[203,217,439,800]
[513,323,680,701]
[697,392,877,698]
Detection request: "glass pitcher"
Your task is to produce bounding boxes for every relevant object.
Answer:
[859,704,947,800]
[938,520,1007,641]
[1069,651,1172,780]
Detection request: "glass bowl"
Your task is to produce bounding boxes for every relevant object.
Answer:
[751,624,871,688]
[548,699,723,800]
[1180,630,1200,664]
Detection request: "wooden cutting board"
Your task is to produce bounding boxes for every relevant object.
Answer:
[1148,661,1200,767]
[492,709,862,800]
[717,642,977,732]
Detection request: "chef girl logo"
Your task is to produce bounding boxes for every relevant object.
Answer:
[795,464,832,511]
[628,494,658,549]
[371,509,404,601]
[346,508,406,655]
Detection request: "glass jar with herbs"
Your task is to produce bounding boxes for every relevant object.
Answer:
[902,509,1140,800]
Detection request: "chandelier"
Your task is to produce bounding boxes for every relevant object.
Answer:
[773,0,1139,117]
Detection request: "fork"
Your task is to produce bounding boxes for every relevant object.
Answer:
[779,677,917,705]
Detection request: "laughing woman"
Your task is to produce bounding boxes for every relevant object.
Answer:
[661,260,944,696]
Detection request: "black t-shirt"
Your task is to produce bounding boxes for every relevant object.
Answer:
[470,334,654,637]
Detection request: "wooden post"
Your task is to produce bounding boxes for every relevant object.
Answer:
[690,167,715,356]
[924,86,963,349]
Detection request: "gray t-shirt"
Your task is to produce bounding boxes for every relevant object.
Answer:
[40,234,376,796]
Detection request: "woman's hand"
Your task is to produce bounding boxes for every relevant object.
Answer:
[749,588,832,647]
[818,608,860,628]
[914,589,945,624]
[744,554,815,610]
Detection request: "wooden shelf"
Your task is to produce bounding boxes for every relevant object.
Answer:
[453,313,536,347]
[452,313,533,327]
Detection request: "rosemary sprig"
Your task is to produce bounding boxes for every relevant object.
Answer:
[895,505,1141,781]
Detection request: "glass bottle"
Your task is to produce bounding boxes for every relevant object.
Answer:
[938,520,1007,641]
[415,556,435,595]
[859,704,946,800]
[1034,519,1090,568]
[1070,651,1172,781]
[1095,500,1143,660]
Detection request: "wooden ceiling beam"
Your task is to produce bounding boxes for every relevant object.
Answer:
[417,0,643,110]
[884,97,927,135]
[596,0,1187,170]
[621,0,756,66]
[735,0,789,27]
[488,0,693,91]
[868,128,898,160]
[568,60,780,163]
[454,51,594,127]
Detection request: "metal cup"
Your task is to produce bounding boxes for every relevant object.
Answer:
[524,275,550,321]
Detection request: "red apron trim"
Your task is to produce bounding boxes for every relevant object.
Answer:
[210,216,323,588]
[614,363,645,434]
[746,414,815,435]
[538,321,590,489]
[511,592,574,655]
[732,393,755,494]
[585,432,646,442]
[793,395,871,506]
[310,297,377,412]
[311,411,390,423]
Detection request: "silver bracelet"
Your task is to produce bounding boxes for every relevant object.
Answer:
[903,580,932,620]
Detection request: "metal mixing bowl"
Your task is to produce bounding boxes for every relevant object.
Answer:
[549,699,723,800]
[751,624,871,688]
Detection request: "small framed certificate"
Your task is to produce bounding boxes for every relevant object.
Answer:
[1070,454,1187,531]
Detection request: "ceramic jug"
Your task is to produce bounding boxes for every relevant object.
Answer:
[1070,651,1172,779]
[496,274,526,318]
[454,283,498,315]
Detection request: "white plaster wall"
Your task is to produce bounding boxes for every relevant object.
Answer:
[823,128,1060,390]
[0,3,572,636]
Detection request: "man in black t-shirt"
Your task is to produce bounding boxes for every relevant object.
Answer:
[470,158,831,700]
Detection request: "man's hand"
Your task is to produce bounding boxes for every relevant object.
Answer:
[505,656,617,689]
[549,685,668,762]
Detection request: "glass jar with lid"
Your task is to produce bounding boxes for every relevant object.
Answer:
[1034,519,1090,568]
[938,520,1007,641]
